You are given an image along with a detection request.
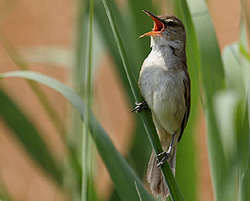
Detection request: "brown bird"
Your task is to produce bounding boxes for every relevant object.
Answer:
[133,10,190,199]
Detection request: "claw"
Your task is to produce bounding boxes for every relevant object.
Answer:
[157,152,168,158]
[156,133,176,167]
[157,152,170,167]
[131,101,148,113]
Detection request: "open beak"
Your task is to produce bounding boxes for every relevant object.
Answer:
[139,10,164,38]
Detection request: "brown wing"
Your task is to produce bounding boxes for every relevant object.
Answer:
[178,68,191,142]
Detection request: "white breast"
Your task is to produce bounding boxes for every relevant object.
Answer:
[139,42,186,134]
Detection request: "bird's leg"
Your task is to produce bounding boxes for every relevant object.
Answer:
[157,133,176,167]
[131,101,148,113]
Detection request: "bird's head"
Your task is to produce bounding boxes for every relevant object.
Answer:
[140,10,186,46]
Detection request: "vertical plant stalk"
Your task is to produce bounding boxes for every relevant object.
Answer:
[101,0,185,200]
[175,0,203,107]
[81,0,95,200]
[183,0,228,200]
[238,93,250,201]
[238,6,250,198]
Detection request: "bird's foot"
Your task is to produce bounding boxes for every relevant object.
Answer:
[157,151,171,167]
[131,101,148,113]
[157,133,176,167]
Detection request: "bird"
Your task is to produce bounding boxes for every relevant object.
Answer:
[133,10,190,199]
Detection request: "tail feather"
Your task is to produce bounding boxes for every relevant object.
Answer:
[147,147,177,199]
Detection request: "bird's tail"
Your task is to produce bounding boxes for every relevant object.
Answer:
[147,146,177,199]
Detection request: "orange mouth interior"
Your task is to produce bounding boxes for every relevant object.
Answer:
[140,11,164,38]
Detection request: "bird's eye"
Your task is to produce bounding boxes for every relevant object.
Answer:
[167,21,175,26]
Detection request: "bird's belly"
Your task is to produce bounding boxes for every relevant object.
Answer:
[139,66,185,134]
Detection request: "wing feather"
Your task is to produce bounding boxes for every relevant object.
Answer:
[178,67,190,142]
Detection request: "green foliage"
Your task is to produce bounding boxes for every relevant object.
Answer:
[0,71,155,201]
[0,88,63,185]
[0,0,249,201]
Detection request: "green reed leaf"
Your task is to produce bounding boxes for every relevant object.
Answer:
[0,71,155,201]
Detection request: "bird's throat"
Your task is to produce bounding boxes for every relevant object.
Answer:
[149,36,185,69]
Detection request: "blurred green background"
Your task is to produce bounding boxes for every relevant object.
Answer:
[0,0,249,201]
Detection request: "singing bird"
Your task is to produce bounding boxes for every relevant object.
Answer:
[133,10,190,198]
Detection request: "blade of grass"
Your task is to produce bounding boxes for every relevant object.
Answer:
[173,2,202,200]
[94,0,134,102]
[223,20,250,200]
[94,0,152,179]
[94,3,153,201]
[73,1,89,195]
[239,86,250,201]
[0,30,65,137]
[81,0,95,200]
[235,19,250,201]
[174,0,203,106]
[222,44,250,201]
[101,0,185,200]
[0,70,155,201]
[214,90,239,201]
[0,88,63,185]
[238,92,250,201]
[0,30,83,191]
[179,0,227,200]
[223,43,247,91]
